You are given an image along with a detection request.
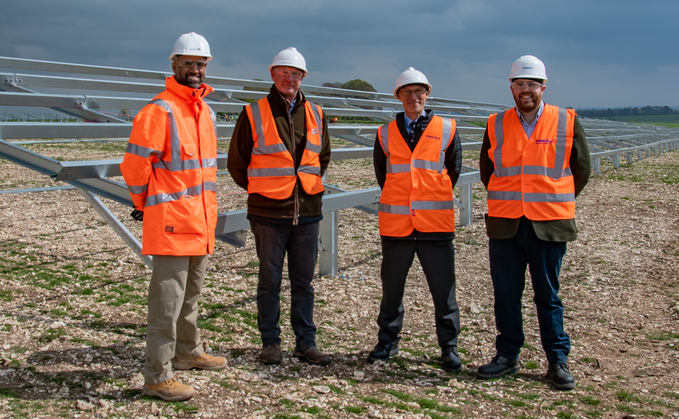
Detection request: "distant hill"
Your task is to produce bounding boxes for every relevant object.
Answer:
[576,106,677,118]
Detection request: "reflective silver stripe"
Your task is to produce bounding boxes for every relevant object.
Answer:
[308,102,323,139]
[552,107,568,178]
[493,111,506,174]
[298,165,321,175]
[152,158,203,171]
[145,183,204,207]
[389,163,410,173]
[412,159,440,170]
[306,142,322,154]
[488,190,522,201]
[523,192,575,203]
[203,181,217,192]
[523,165,573,177]
[411,200,455,210]
[126,142,162,159]
[202,157,218,168]
[252,143,288,155]
[127,183,148,195]
[150,99,181,164]
[494,166,522,177]
[209,106,218,139]
[247,167,296,177]
[250,101,266,147]
[378,203,410,215]
[439,118,452,167]
[379,124,390,154]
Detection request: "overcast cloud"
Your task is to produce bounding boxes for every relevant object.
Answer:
[1,0,677,108]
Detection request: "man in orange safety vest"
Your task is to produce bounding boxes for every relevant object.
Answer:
[121,32,227,402]
[476,55,591,390]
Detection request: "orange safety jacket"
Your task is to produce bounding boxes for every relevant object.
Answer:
[120,76,218,256]
[377,116,456,237]
[244,98,324,199]
[486,104,576,221]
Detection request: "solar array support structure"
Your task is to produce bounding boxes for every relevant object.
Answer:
[1,56,678,276]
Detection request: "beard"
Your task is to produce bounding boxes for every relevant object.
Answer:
[175,72,204,89]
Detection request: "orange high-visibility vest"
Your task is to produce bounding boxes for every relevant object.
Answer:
[120,76,218,256]
[486,104,576,221]
[378,116,456,237]
[245,98,324,199]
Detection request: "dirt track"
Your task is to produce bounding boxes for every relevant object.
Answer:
[0,140,678,418]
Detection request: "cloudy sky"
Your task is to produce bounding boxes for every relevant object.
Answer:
[1,0,677,109]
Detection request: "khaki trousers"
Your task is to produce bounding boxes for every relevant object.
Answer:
[144,254,207,384]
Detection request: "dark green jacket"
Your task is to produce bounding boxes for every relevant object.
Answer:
[479,109,591,242]
[227,85,331,220]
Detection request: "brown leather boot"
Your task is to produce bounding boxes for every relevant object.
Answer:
[293,347,332,366]
[260,345,282,365]
[172,353,228,371]
[142,378,194,401]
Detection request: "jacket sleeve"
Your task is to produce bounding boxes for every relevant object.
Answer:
[319,109,331,176]
[479,127,493,189]
[445,128,462,188]
[227,107,253,190]
[120,106,166,211]
[571,115,591,197]
[373,128,387,189]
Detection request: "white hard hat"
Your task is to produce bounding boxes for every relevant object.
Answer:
[509,55,547,81]
[270,47,308,74]
[393,67,431,99]
[169,32,212,61]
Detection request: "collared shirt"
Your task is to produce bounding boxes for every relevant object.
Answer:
[515,101,544,138]
[404,110,427,134]
[288,97,297,118]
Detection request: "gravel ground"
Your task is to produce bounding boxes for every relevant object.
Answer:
[0,140,678,418]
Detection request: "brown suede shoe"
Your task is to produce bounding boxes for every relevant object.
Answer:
[260,345,282,365]
[172,353,228,371]
[293,347,332,366]
[143,378,194,402]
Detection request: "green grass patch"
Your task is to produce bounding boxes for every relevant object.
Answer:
[37,327,66,343]
[579,396,601,406]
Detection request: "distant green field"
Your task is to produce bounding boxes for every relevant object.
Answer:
[588,114,679,128]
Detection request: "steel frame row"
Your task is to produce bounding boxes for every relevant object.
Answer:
[1,56,678,276]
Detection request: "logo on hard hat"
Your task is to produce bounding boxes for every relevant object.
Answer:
[522,66,533,70]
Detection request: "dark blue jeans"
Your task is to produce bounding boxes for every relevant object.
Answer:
[489,217,570,364]
[250,219,318,350]
[377,239,460,348]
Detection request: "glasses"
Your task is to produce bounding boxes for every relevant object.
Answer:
[399,88,428,97]
[274,67,304,80]
[511,80,543,90]
[175,59,208,69]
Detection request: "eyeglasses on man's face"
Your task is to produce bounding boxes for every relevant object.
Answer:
[399,88,428,97]
[274,67,304,80]
[175,59,208,70]
[511,80,543,90]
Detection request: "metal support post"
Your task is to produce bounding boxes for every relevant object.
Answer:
[637,149,643,160]
[613,153,620,168]
[76,188,152,270]
[626,152,633,164]
[593,158,601,175]
[458,184,473,226]
[318,210,339,277]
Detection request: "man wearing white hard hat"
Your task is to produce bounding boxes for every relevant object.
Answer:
[121,32,227,402]
[369,67,463,371]
[228,47,332,366]
[476,55,590,389]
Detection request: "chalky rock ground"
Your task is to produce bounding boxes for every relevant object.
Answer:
[0,139,678,418]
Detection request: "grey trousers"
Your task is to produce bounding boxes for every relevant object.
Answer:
[144,254,207,384]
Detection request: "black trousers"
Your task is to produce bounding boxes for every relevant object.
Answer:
[377,238,460,347]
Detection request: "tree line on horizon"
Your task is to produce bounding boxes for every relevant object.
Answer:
[576,105,677,118]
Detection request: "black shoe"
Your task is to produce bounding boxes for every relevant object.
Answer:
[260,345,282,365]
[441,345,462,371]
[367,340,399,363]
[547,363,575,390]
[476,355,520,379]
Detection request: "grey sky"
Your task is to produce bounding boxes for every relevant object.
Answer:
[1,0,677,108]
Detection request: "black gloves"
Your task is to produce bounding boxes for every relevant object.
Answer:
[131,208,144,221]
